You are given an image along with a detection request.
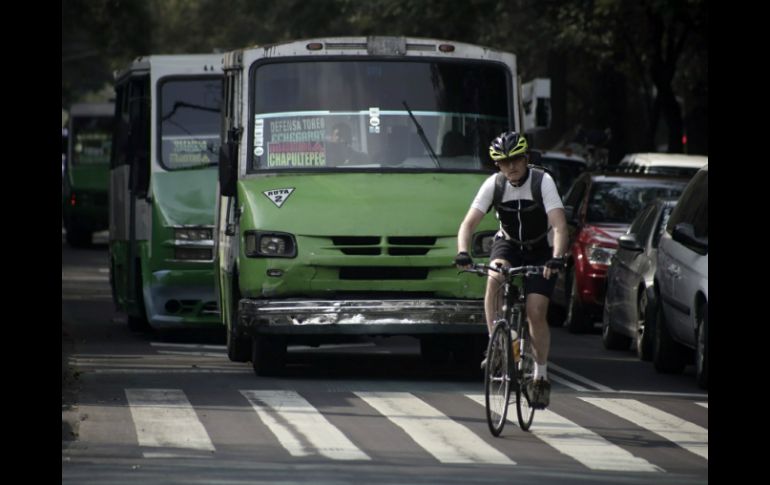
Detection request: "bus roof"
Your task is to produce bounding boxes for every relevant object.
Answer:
[113,53,223,84]
[223,36,515,70]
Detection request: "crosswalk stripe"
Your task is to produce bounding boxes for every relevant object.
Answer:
[549,363,615,392]
[125,389,215,452]
[548,373,589,391]
[464,394,662,472]
[580,398,708,460]
[241,390,370,461]
[356,391,514,465]
[696,402,708,409]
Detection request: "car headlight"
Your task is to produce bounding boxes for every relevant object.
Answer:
[472,231,496,257]
[245,231,297,258]
[586,244,616,266]
[175,228,213,241]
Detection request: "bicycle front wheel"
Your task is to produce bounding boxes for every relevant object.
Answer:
[485,323,512,436]
[515,318,536,431]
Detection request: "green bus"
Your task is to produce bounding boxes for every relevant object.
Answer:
[216,37,524,375]
[109,54,223,331]
[63,102,114,247]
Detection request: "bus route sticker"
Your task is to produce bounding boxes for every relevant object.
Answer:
[263,188,296,208]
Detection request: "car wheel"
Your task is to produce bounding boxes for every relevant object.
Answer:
[566,271,591,333]
[602,303,632,350]
[636,290,655,361]
[695,303,708,389]
[652,301,688,374]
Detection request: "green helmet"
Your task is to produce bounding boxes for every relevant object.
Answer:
[489,131,528,161]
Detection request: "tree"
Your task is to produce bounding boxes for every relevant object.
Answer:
[540,0,707,156]
[62,0,707,156]
[62,0,153,109]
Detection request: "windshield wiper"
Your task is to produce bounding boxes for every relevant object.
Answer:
[402,101,440,168]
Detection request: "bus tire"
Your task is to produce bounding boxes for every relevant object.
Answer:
[251,335,286,376]
[227,273,251,362]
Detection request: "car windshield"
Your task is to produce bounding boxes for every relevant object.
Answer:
[249,60,510,172]
[159,77,222,170]
[586,181,686,224]
[538,157,585,195]
[71,116,113,165]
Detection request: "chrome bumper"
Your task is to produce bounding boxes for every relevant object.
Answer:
[237,299,486,335]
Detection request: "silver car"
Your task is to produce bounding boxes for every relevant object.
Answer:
[653,165,708,389]
[602,198,678,360]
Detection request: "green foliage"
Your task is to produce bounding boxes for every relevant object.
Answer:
[62,0,707,154]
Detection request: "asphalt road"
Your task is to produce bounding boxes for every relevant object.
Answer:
[62,235,708,485]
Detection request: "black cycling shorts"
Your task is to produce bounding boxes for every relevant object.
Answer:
[488,237,556,298]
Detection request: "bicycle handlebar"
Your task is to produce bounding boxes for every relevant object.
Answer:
[460,263,545,278]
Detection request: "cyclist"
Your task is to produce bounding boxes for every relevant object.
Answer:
[455,131,567,408]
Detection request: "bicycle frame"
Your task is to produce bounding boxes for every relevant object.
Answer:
[462,263,543,435]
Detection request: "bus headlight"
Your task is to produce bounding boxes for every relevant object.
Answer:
[175,228,213,241]
[245,231,297,258]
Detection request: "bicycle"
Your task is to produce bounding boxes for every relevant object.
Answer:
[462,263,545,435]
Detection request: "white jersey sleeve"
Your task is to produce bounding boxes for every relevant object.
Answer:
[541,173,565,213]
[470,174,497,213]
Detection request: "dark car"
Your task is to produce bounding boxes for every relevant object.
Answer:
[550,172,688,333]
[601,198,678,359]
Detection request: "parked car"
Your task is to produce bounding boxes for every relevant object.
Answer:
[601,198,678,360]
[532,150,588,196]
[550,172,688,333]
[618,153,707,178]
[653,165,708,389]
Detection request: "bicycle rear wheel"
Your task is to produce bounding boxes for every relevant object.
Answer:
[485,323,512,436]
[515,312,536,431]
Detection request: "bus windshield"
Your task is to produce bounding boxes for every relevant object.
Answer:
[159,77,222,170]
[249,60,510,172]
[71,116,113,165]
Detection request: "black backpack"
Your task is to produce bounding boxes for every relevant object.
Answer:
[491,164,552,211]
[490,165,553,248]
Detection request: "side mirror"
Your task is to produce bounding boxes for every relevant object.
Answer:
[672,222,708,254]
[219,142,237,197]
[618,234,643,252]
[219,126,241,197]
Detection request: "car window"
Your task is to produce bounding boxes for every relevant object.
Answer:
[586,181,686,224]
[666,169,708,236]
[652,205,674,247]
[537,158,586,196]
[693,197,708,238]
[628,204,654,235]
[563,177,586,208]
[635,204,659,244]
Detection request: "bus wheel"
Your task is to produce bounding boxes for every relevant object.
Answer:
[227,274,251,362]
[251,335,286,376]
[127,260,150,332]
